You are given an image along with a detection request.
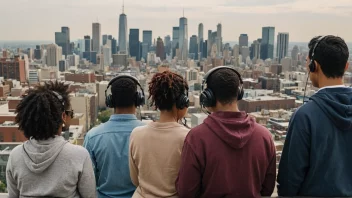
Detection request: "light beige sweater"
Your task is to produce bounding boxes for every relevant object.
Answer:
[129,122,189,198]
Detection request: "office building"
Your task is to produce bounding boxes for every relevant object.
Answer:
[34,45,41,60]
[112,54,128,67]
[142,30,152,49]
[46,44,62,67]
[239,34,249,52]
[179,16,188,60]
[198,23,204,59]
[216,23,222,56]
[102,35,108,45]
[92,23,101,53]
[172,27,179,58]
[59,60,66,72]
[118,6,128,53]
[156,37,165,60]
[0,56,26,82]
[189,35,198,60]
[84,35,91,52]
[207,30,212,57]
[250,40,261,60]
[277,33,289,62]
[55,27,70,57]
[241,46,250,63]
[111,38,117,55]
[102,45,112,67]
[164,35,171,56]
[261,27,275,60]
[129,29,140,61]
[291,45,299,61]
[68,55,79,67]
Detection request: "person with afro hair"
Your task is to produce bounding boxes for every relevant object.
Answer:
[6,81,96,198]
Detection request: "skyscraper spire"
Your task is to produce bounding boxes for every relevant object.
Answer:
[183,8,184,17]
[122,0,125,14]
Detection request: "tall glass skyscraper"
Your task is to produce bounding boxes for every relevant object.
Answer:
[129,29,140,61]
[198,23,204,59]
[55,27,70,58]
[179,17,188,60]
[118,6,128,54]
[172,27,179,58]
[261,26,275,60]
[92,23,101,53]
[277,32,289,62]
[142,31,152,49]
[189,35,198,60]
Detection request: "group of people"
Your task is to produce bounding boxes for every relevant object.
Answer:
[5,35,352,198]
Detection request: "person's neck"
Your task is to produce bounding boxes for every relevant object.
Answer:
[114,107,136,115]
[319,78,344,88]
[214,102,240,112]
[158,110,177,123]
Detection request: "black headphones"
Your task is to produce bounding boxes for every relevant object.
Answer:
[309,35,326,73]
[176,91,190,110]
[105,75,145,108]
[200,66,244,107]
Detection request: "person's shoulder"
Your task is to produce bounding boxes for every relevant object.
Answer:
[252,122,273,141]
[85,122,108,138]
[63,143,90,159]
[185,123,208,142]
[8,144,24,160]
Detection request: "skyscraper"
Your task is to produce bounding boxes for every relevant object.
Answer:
[103,44,112,67]
[34,45,41,60]
[102,35,108,45]
[129,29,140,61]
[172,27,179,58]
[142,31,152,49]
[277,33,289,62]
[118,4,128,54]
[55,27,70,57]
[216,23,222,56]
[261,26,275,60]
[46,44,62,67]
[112,38,117,55]
[239,34,249,50]
[189,35,198,60]
[156,37,165,60]
[207,30,212,57]
[291,45,299,61]
[164,35,171,56]
[250,39,261,60]
[84,35,91,52]
[92,23,101,53]
[179,16,188,60]
[198,23,204,59]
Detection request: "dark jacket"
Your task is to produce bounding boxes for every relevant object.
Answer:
[176,111,276,198]
[278,87,352,197]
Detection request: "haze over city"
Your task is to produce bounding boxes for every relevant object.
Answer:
[1,0,352,41]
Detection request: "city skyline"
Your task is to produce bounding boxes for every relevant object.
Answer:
[1,0,352,42]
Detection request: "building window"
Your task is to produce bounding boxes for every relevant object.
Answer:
[12,132,16,142]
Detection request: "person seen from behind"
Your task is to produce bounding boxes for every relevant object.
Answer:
[6,81,96,198]
[277,35,352,197]
[84,75,145,198]
[129,71,190,197]
[176,66,276,198]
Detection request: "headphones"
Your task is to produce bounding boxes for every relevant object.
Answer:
[105,75,145,108]
[200,66,244,107]
[176,91,190,110]
[51,91,65,110]
[309,35,326,73]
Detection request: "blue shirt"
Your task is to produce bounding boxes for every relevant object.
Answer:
[83,114,145,198]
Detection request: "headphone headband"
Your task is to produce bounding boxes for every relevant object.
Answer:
[51,91,65,109]
[309,35,326,73]
[202,66,243,91]
[311,35,326,58]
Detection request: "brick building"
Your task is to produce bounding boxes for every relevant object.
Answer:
[65,72,96,83]
[0,122,27,142]
[0,85,10,98]
[0,56,26,83]
[238,95,296,113]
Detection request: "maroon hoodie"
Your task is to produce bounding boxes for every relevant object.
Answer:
[176,111,276,198]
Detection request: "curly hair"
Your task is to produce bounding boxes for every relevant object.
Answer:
[207,68,240,104]
[15,81,71,140]
[148,71,189,111]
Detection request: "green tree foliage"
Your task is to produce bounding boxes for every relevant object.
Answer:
[98,110,112,123]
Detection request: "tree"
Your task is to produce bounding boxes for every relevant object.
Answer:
[98,110,112,123]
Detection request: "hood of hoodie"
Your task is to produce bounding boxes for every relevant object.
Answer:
[204,111,255,149]
[310,87,352,131]
[22,136,68,174]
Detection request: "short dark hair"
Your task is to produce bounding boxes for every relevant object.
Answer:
[308,35,349,78]
[148,71,189,111]
[15,81,71,140]
[207,68,240,104]
[111,77,137,108]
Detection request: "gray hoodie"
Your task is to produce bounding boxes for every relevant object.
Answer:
[6,136,97,198]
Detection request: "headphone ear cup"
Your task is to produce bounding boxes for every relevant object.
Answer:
[105,94,113,108]
[176,94,190,109]
[135,91,145,107]
[309,60,316,72]
[200,88,216,107]
[238,86,244,101]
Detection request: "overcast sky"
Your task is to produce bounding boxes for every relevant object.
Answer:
[1,0,352,42]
